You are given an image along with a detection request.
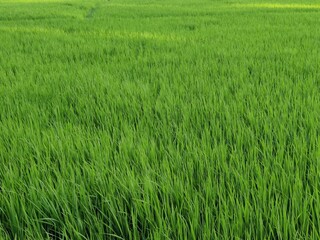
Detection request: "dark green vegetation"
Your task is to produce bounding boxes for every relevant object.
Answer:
[1,0,320,239]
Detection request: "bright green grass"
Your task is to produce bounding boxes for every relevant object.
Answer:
[1,0,320,239]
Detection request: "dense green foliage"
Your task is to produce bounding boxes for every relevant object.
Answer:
[1,0,320,239]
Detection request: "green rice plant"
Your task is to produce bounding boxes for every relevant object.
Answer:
[0,0,320,239]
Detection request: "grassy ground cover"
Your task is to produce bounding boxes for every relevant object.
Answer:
[0,0,320,239]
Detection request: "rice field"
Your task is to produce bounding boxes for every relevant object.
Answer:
[1,0,320,239]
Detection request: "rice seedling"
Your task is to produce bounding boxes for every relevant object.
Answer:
[0,0,320,239]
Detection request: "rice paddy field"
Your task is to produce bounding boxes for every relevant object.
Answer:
[1,0,320,239]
